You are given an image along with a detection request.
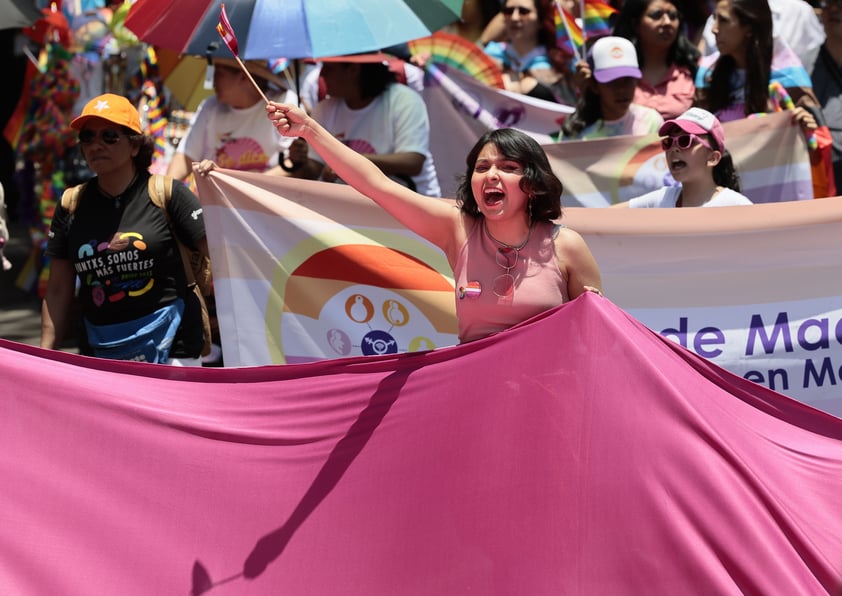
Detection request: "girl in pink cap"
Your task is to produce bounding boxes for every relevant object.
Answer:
[615,107,752,207]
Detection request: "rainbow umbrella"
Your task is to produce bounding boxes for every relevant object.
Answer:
[125,0,463,60]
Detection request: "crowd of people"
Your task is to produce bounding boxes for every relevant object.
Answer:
[0,0,837,367]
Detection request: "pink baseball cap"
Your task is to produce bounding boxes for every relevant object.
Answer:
[659,107,725,151]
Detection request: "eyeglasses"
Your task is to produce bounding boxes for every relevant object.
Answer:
[660,133,713,151]
[493,247,519,298]
[78,129,131,145]
[646,9,680,21]
[501,6,532,16]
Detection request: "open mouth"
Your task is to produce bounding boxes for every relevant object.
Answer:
[668,156,687,173]
[483,188,505,207]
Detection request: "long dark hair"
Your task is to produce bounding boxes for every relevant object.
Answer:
[561,37,607,139]
[611,0,700,79]
[455,128,563,222]
[706,0,772,116]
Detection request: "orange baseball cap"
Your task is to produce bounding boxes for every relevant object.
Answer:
[70,93,143,134]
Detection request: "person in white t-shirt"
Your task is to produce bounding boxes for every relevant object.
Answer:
[167,58,298,181]
[166,59,298,366]
[615,107,753,207]
[283,54,441,197]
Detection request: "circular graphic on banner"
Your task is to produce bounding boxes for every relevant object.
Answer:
[268,242,458,363]
[346,294,374,323]
[361,329,398,356]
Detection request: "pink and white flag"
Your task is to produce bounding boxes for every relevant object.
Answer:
[216,3,238,56]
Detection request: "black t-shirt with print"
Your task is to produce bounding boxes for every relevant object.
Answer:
[46,172,206,357]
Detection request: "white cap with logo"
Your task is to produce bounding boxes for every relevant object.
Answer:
[589,36,642,83]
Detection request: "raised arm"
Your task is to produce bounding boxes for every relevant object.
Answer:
[266,102,464,258]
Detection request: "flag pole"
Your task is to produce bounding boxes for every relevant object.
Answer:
[580,0,586,43]
[555,1,583,62]
[216,3,271,104]
[232,55,271,104]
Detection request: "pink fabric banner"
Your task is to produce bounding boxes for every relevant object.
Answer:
[2,296,842,594]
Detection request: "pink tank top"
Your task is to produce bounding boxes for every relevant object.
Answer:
[454,220,569,343]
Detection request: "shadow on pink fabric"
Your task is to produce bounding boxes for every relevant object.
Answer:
[1,293,841,595]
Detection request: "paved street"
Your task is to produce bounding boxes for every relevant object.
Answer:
[0,218,78,352]
[0,218,42,346]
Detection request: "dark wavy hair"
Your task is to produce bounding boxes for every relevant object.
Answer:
[705,0,772,116]
[611,0,700,79]
[560,84,602,138]
[455,128,563,222]
[130,131,155,171]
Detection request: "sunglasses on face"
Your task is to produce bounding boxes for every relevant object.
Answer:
[660,133,713,151]
[78,129,131,145]
[647,9,680,21]
[501,6,532,16]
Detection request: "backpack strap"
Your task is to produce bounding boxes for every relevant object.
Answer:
[147,174,172,213]
[148,174,196,287]
[60,182,87,214]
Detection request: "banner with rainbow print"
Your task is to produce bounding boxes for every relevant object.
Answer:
[195,171,458,366]
[421,67,813,205]
[195,168,841,413]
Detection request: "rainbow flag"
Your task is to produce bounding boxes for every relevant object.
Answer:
[554,4,583,57]
[216,3,239,56]
[582,0,616,40]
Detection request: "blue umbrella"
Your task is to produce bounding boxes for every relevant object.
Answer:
[127,0,464,60]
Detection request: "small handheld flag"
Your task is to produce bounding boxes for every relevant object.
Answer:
[554,3,583,60]
[216,3,270,104]
[216,3,238,56]
[581,0,617,41]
